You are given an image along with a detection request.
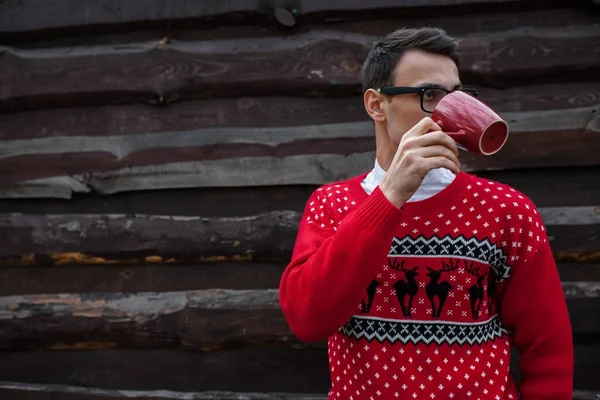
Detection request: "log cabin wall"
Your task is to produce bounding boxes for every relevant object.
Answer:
[0,0,599,398]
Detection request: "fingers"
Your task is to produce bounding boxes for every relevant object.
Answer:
[412,145,461,170]
[422,156,461,175]
[403,117,441,139]
[404,130,459,156]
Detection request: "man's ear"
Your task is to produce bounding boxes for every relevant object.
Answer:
[363,88,386,123]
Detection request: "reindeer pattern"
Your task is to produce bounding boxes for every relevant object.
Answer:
[360,254,498,322]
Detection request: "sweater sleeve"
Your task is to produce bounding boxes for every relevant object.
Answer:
[497,201,574,399]
[279,186,405,342]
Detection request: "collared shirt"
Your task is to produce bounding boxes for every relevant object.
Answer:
[360,159,456,202]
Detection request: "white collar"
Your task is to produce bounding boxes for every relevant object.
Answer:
[360,159,456,202]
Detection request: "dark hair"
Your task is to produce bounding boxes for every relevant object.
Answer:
[361,27,460,93]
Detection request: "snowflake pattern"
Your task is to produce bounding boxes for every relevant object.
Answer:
[306,174,547,399]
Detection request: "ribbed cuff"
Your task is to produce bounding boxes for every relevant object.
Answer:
[347,186,405,237]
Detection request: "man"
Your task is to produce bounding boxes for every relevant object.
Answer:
[279,27,573,399]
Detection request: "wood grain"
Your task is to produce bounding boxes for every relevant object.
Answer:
[3,7,597,47]
[2,166,599,216]
[0,348,331,393]
[0,285,596,350]
[2,82,599,142]
[0,262,287,296]
[0,211,301,263]
[0,346,598,392]
[1,26,599,112]
[1,105,598,197]
[0,381,597,400]
[0,0,548,35]
[0,208,598,265]
[0,289,289,350]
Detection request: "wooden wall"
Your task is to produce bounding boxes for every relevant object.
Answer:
[0,0,599,398]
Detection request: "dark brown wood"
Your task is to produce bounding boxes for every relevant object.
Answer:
[0,262,287,296]
[1,117,599,195]
[0,262,597,297]
[3,7,597,48]
[0,285,596,350]
[0,348,331,393]
[2,26,599,112]
[0,211,300,264]
[0,346,598,392]
[566,297,600,346]
[1,166,598,216]
[0,210,598,265]
[2,82,599,142]
[558,263,600,282]
[0,0,566,36]
[0,381,597,400]
[0,382,327,400]
[0,184,317,217]
[549,224,600,262]
[0,289,295,350]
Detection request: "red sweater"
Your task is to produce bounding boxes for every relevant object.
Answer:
[279,171,573,400]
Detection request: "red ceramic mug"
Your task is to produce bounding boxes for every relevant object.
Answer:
[431,90,509,155]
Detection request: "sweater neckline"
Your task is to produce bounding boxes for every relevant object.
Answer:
[348,170,472,217]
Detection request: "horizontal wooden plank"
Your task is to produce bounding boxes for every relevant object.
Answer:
[1,166,598,216]
[0,346,598,392]
[0,284,596,350]
[1,105,599,197]
[0,0,555,35]
[0,348,331,393]
[1,261,597,297]
[4,6,597,49]
[1,26,599,112]
[0,381,597,400]
[563,282,600,298]
[0,289,286,350]
[0,382,327,400]
[0,211,302,263]
[2,82,599,142]
[0,208,598,265]
[0,262,287,296]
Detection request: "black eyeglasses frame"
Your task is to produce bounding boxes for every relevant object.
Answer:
[376,86,480,113]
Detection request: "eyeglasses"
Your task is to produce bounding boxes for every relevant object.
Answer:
[376,86,480,113]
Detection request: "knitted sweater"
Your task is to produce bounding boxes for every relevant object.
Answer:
[279,170,573,400]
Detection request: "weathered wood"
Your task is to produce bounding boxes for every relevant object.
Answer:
[0,381,597,400]
[1,26,599,112]
[0,382,327,400]
[1,105,599,197]
[3,82,599,142]
[2,166,599,216]
[0,284,596,350]
[0,0,561,35]
[0,289,289,350]
[563,282,600,299]
[0,348,331,393]
[549,225,600,262]
[0,262,288,296]
[3,7,597,48]
[0,346,598,392]
[1,262,597,297]
[0,212,301,263]
[542,207,600,226]
[564,298,600,346]
[0,208,598,265]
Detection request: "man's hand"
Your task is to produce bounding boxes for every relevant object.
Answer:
[380,117,461,208]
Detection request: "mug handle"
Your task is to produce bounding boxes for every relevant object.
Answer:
[444,130,468,151]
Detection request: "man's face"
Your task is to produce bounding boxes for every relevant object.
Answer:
[380,49,461,145]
